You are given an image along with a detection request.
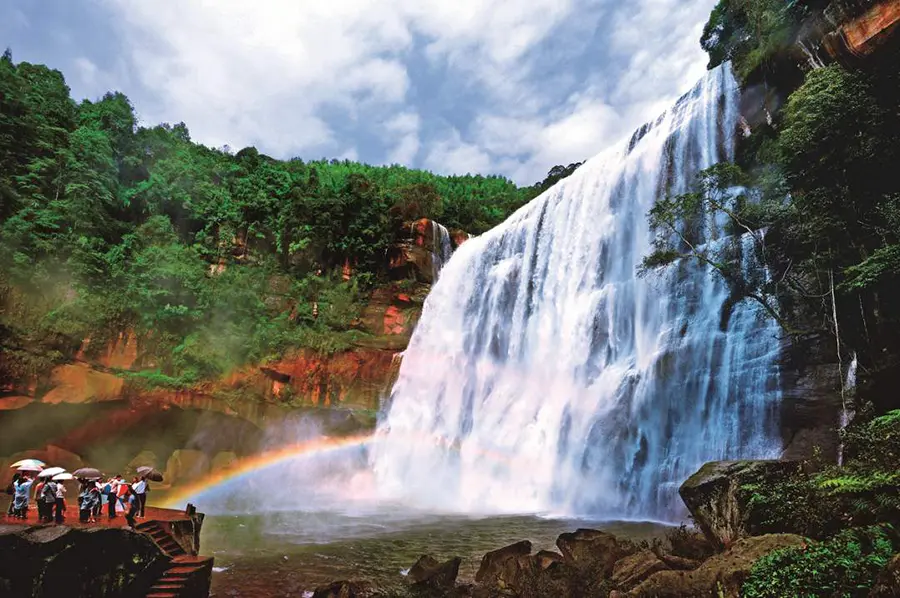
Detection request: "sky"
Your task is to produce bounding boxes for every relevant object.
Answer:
[0,0,717,186]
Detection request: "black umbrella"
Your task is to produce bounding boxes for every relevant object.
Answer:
[136,466,164,482]
[72,467,102,480]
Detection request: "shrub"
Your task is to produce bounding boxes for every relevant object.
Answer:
[741,525,897,598]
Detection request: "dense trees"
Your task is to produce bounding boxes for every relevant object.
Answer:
[0,52,552,388]
[647,2,900,380]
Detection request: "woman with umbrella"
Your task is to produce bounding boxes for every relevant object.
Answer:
[8,460,44,518]
[77,477,99,523]
[12,472,35,519]
[134,467,162,519]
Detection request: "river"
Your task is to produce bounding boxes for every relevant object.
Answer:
[199,510,672,596]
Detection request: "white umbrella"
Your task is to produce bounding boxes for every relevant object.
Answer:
[52,473,74,481]
[11,459,45,470]
[38,467,67,479]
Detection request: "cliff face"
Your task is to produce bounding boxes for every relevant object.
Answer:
[0,525,165,597]
[823,0,900,60]
[0,219,463,487]
[734,1,900,462]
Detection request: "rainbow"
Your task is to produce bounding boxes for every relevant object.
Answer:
[159,433,374,508]
[159,430,530,510]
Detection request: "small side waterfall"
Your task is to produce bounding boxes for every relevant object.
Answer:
[432,221,453,281]
[837,352,858,466]
[371,64,782,520]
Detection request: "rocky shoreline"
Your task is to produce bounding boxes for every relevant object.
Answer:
[310,456,900,598]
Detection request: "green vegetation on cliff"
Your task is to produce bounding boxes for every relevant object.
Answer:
[650,2,900,392]
[742,525,897,597]
[0,50,556,390]
[652,5,900,592]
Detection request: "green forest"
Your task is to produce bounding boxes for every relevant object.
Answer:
[0,49,567,391]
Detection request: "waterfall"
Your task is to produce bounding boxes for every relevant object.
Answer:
[371,64,782,521]
[837,351,858,466]
[431,221,454,281]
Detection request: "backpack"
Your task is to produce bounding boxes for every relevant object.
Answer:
[102,483,111,495]
[42,482,57,503]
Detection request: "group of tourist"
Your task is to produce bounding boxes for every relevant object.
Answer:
[6,472,150,529]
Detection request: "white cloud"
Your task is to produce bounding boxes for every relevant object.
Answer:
[91,0,717,184]
[384,112,421,165]
[424,130,492,176]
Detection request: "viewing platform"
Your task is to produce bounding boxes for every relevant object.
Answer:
[0,505,212,597]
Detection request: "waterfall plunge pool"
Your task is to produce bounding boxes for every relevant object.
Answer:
[199,511,672,597]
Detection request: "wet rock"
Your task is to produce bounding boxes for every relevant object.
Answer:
[679,460,802,549]
[40,362,124,404]
[127,450,159,472]
[666,527,715,561]
[870,553,900,597]
[655,552,701,571]
[165,449,211,485]
[627,534,807,598]
[408,554,462,591]
[556,529,637,578]
[475,540,532,585]
[312,580,374,598]
[494,554,576,598]
[210,451,238,471]
[534,550,564,570]
[611,550,669,592]
[0,523,166,596]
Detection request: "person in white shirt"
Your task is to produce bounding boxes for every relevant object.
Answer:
[133,477,148,518]
[54,480,66,523]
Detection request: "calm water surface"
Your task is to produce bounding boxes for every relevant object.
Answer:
[201,510,672,597]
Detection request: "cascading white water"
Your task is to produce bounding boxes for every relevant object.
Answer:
[371,64,782,521]
[431,221,454,281]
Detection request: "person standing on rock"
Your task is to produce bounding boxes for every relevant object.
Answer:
[124,486,139,529]
[5,473,20,517]
[41,479,58,523]
[115,475,129,515]
[54,478,66,523]
[33,478,46,522]
[13,474,33,519]
[105,475,121,519]
[133,476,147,519]
[91,480,102,520]
[78,481,92,523]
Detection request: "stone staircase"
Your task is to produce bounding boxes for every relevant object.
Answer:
[136,520,212,597]
[137,521,187,557]
[145,555,214,598]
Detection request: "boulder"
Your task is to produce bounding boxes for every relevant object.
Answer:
[408,554,462,591]
[627,534,807,598]
[491,553,577,598]
[210,451,238,471]
[127,450,159,472]
[165,449,210,485]
[556,528,637,577]
[40,363,123,404]
[475,540,532,585]
[611,550,669,592]
[655,552,701,571]
[870,553,900,597]
[534,550,564,570]
[0,524,167,596]
[311,580,374,598]
[679,460,802,549]
[666,526,715,561]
